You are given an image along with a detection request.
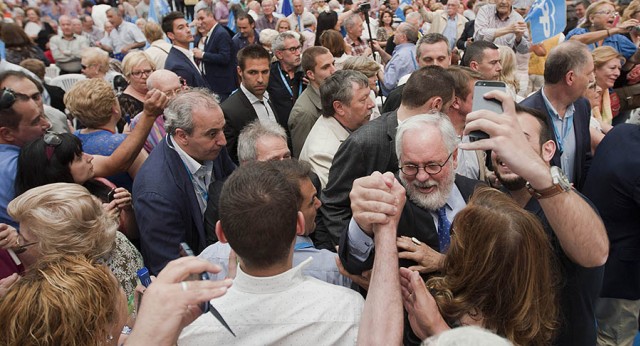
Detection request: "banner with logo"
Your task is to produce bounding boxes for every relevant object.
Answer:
[524,0,566,44]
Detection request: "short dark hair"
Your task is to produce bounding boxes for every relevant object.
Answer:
[301,46,331,73]
[236,12,255,25]
[237,44,271,70]
[219,161,298,269]
[273,159,313,209]
[161,11,185,35]
[543,41,591,85]
[461,40,498,67]
[15,133,83,195]
[20,59,46,80]
[320,70,369,117]
[515,104,554,145]
[401,66,455,109]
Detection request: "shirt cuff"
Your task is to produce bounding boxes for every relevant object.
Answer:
[347,218,374,262]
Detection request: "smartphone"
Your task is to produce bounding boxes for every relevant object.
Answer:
[107,188,116,202]
[470,80,507,141]
[179,242,211,313]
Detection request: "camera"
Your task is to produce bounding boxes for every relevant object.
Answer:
[355,2,371,13]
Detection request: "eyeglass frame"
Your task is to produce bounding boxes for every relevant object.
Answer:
[129,68,155,78]
[280,45,302,53]
[594,10,619,16]
[399,152,454,176]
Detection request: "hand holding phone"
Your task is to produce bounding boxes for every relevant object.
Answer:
[469,80,507,142]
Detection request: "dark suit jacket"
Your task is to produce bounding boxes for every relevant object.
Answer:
[520,91,592,191]
[381,84,403,113]
[220,88,282,163]
[267,61,305,126]
[456,20,475,51]
[133,136,236,274]
[196,24,238,97]
[164,47,210,89]
[583,123,640,300]
[320,111,400,246]
[338,174,482,275]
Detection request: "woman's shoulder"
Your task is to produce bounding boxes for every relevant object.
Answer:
[566,26,588,38]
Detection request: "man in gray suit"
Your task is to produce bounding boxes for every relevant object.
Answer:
[317,66,455,247]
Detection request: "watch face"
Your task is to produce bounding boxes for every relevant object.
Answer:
[551,166,571,190]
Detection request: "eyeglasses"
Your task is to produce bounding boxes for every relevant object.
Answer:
[281,45,302,53]
[595,10,618,16]
[0,88,16,110]
[14,241,37,254]
[400,152,454,176]
[44,132,62,161]
[130,68,155,78]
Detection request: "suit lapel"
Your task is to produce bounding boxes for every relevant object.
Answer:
[237,89,259,121]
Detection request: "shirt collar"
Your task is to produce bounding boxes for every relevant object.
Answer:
[541,86,575,120]
[232,257,313,293]
[173,45,194,59]
[168,134,212,176]
[240,83,270,102]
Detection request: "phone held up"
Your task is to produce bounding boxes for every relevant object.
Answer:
[179,242,211,313]
[469,80,506,142]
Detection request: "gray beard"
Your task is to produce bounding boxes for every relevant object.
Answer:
[399,171,455,211]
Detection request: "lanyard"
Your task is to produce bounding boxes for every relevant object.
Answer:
[410,53,418,70]
[168,136,210,204]
[278,64,302,98]
[543,100,573,153]
[294,242,314,250]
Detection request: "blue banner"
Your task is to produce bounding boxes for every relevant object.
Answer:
[524,0,566,44]
[281,0,292,17]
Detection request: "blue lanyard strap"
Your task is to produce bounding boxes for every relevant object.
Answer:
[294,242,314,250]
[278,64,302,97]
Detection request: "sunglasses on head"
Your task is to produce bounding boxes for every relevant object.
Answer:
[44,132,63,161]
[0,88,17,110]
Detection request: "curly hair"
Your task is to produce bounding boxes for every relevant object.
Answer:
[8,183,118,263]
[426,186,559,345]
[0,255,123,346]
[64,78,118,128]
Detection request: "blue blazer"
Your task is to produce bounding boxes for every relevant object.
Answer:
[520,90,592,191]
[132,136,236,274]
[164,46,210,90]
[196,25,238,96]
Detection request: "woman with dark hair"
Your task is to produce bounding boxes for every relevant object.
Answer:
[15,132,139,242]
[376,10,394,49]
[401,187,559,345]
[1,23,50,66]
[315,10,339,46]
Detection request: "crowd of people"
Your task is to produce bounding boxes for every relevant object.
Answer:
[0,0,639,344]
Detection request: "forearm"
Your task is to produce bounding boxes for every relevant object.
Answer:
[126,41,146,51]
[569,29,611,45]
[357,224,403,345]
[539,191,609,267]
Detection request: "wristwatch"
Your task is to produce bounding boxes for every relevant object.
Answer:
[526,166,571,199]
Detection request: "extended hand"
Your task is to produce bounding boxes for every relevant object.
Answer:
[397,236,444,273]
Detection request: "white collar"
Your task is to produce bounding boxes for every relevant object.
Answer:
[240,83,270,103]
[232,257,313,294]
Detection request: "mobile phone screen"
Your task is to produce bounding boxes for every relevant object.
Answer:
[470,80,507,141]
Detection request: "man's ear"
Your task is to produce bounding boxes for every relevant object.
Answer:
[215,221,229,244]
[305,69,315,82]
[541,140,556,163]
[274,50,283,61]
[295,211,305,236]
[332,100,345,118]
[565,71,575,86]
[174,128,189,146]
[0,126,16,143]
[430,96,443,111]
[469,60,479,71]
[167,32,175,42]
[450,95,461,111]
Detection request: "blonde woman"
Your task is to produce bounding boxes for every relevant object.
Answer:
[119,51,156,124]
[497,45,521,101]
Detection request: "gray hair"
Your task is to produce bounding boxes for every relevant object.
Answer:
[416,33,451,60]
[259,29,279,46]
[544,41,591,85]
[395,113,459,160]
[272,31,299,52]
[320,69,369,117]
[343,14,361,30]
[424,326,513,346]
[237,120,288,162]
[164,88,220,135]
[302,13,317,27]
[397,23,419,44]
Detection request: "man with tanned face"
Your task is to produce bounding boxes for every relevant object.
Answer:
[221,45,283,163]
[232,14,261,52]
[460,40,502,80]
[163,11,210,89]
[102,7,146,59]
[474,0,531,53]
[50,15,90,74]
[289,46,336,158]
[192,8,237,101]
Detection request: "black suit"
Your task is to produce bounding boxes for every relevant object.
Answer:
[165,47,210,89]
[195,24,238,101]
[381,84,403,113]
[520,91,592,191]
[456,20,475,51]
[267,61,305,126]
[320,111,400,246]
[338,174,482,275]
[44,83,66,113]
[583,123,640,300]
[220,88,282,163]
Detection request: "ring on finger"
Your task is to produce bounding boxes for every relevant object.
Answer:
[181,281,188,292]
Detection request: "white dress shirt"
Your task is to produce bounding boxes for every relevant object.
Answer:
[240,84,277,123]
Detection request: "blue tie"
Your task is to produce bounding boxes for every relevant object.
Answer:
[437,206,451,252]
[297,15,301,31]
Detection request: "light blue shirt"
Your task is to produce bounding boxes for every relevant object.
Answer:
[541,87,576,184]
[0,144,19,228]
[442,15,458,50]
[347,183,466,261]
[382,43,417,96]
